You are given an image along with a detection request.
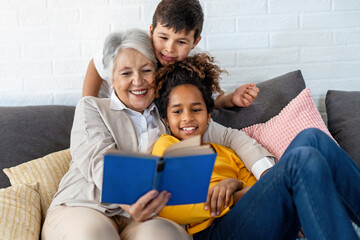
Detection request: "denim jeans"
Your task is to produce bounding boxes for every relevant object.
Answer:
[193,128,360,240]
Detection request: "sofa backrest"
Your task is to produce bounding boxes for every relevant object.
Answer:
[0,105,75,188]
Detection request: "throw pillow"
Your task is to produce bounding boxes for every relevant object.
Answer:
[326,90,360,167]
[0,183,41,240]
[241,88,334,160]
[212,70,306,129]
[3,148,72,220]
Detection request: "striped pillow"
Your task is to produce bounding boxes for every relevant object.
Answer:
[3,149,71,221]
[0,183,41,240]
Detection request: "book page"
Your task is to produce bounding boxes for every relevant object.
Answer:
[164,135,214,156]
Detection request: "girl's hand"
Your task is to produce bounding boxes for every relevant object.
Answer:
[233,185,251,204]
[120,190,171,222]
[205,178,243,216]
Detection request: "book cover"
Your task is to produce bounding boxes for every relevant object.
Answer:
[101,135,216,205]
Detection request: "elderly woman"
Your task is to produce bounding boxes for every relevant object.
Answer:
[42,29,272,240]
[42,29,189,240]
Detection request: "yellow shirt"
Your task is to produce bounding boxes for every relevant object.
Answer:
[152,134,257,235]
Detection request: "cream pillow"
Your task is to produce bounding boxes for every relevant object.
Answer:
[3,148,72,220]
[0,183,41,240]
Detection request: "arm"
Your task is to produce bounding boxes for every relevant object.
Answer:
[203,120,274,179]
[82,59,103,97]
[214,83,259,109]
[70,97,115,189]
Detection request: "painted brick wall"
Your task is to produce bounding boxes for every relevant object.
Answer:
[1,0,360,120]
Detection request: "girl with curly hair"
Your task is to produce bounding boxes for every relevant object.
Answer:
[152,53,360,240]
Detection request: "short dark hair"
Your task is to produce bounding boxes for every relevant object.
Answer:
[155,53,223,119]
[152,0,204,42]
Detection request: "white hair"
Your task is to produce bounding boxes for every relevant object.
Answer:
[102,29,157,84]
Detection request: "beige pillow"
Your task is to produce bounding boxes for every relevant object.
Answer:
[3,148,72,220]
[0,183,41,240]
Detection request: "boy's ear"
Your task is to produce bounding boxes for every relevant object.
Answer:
[149,24,154,37]
[191,36,202,49]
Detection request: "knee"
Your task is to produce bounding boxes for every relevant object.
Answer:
[292,128,331,147]
[285,147,330,178]
[122,218,190,240]
[297,128,326,140]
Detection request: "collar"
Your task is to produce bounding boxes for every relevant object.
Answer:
[110,91,158,117]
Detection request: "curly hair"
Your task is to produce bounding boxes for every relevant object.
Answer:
[155,53,224,118]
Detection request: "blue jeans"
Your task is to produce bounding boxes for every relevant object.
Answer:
[193,128,360,240]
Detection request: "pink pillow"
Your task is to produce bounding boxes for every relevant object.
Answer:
[241,88,335,160]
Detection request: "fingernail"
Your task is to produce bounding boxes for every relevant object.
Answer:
[204,206,208,210]
[211,212,215,217]
[216,211,220,216]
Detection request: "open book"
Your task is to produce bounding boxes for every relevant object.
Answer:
[101,135,216,205]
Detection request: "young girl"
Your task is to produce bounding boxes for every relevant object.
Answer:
[153,54,360,239]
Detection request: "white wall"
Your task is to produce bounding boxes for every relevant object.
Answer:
[1,0,360,119]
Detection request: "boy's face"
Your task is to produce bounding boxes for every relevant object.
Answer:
[165,84,211,141]
[150,24,201,66]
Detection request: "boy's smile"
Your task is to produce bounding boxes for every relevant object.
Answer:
[150,24,201,66]
[165,84,211,141]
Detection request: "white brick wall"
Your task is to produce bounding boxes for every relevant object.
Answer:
[0,0,359,123]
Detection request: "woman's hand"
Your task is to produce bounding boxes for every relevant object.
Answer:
[205,178,243,216]
[120,190,171,222]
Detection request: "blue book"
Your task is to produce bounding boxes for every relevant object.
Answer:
[101,135,216,205]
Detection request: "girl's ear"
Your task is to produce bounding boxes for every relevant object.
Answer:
[164,117,169,127]
[207,113,211,124]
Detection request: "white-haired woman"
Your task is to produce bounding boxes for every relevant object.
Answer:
[42,28,273,240]
[42,29,191,240]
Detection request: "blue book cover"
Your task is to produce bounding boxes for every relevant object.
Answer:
[101,136,216,205]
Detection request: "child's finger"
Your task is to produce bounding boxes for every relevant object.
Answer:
[210,189,219,216]
[224,190,231,208]
[216,189,226,215]
[205,188,213,210]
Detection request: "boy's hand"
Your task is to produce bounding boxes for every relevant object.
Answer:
[204,178,243,216]
[231,83,259,107]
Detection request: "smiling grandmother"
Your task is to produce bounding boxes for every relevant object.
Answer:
[41,29,190,240]
[41,28,272,240]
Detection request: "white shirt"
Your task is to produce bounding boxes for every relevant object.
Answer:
[110,92,160,153]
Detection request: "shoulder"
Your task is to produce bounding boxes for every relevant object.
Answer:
[152,134,180,156]
[78,96,110,108]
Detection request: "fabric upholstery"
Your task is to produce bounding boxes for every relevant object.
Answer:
[211,70,306,129]
[3,149,72,220]
[0,105,75,188]
[0,183,41,240]
[241,88,334,160]
[326,90,360,166]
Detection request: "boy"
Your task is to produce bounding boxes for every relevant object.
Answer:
[82,0,259,109]
[83,0,274,179]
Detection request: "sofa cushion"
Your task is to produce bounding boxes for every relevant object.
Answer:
[3,148,72,220]
[241,88,334,160]
[0,105,75,188]
[211,70,306,129]
[326,90,360,167]
[0,183,41,240]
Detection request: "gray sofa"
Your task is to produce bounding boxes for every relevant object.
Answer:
[0,70,359,239]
